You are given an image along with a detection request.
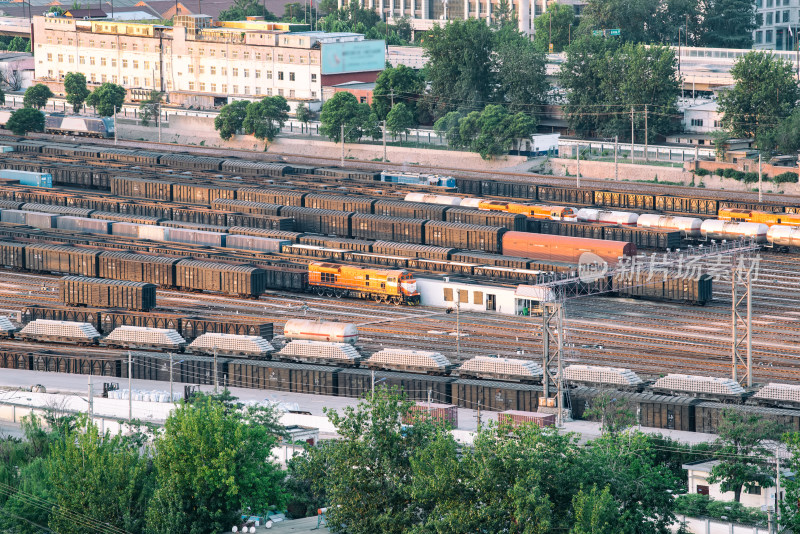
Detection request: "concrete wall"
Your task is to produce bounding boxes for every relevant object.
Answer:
[119,115,529,171]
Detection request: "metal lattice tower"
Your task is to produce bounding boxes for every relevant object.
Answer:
[537,239,761,425]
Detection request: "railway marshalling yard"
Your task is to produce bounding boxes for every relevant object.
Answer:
[2,252,800,384]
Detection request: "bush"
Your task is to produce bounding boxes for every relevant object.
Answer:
[714,168,725,176]
[773,171,799,184]
[674,494,767,527]
[722,168,736,178]
[694,168,710,176]
[742,172,758,183]
[674,493,709,517]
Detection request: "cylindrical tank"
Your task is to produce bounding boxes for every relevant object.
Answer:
[501,231,636,265]
[403,193,463,206]
[767,224,800,247]
[700,220,768,243]
[576,209,639,225]
[283,319,358,344]
[637,214,703,238]
[460,198,484,209]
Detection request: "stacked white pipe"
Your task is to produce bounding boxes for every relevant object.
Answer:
[753,383,800,403]
[279,340,361,363]
[366,349,450,371]
[460,356,543,378]
[0,316,16,334]
[188,333,274,356]
[653,374,746,395]
[564,364,643,386]
[20,319,100,341]
[106,326,186,349]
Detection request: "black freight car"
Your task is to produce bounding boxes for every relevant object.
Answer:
[304,193,376,214]
[612,273,713,305]
[695,403,800,434]
[210,199,283,216]
[350,214,426,243]
[299,235,374,252]
[372,241,454,260]
[172,182,236,205]
[175,260,267,297]
[424,221,505,253]
[98,251,180,287]
[452,379,541,412]
[110,177,173,201]
[445,208,527,232]
[338,368,453,403]
[655,195,719,215]
[26,244,100,277]
[228,227,305,241]
[60,276,157,311]
[237,188,306,206]
[227,360,340,395]
[280,207,353,235]
[373,200,450,221]
[0,241,25,269]
[225,213,295,231]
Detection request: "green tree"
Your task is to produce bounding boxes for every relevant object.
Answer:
[139,90,163,127]
[320,91,368,142]
[760,106,800,155]
[86,82,126,117]
[282,1,316,22]
[372,64,424,121]
[560,38,680,141]
[708,409,785,503]
[63,72,90,114]
[570,485,625,534]
[584,392,637,435]
[295,101,312,133]
[458,105,537,159]
[433,111,466,148]
[6,107,44,135]
[385,102,415,137]
[700,0,756,49]
[302,386,447,533]
[782,431,800,531]
[577,0,659,44]
[495,30,548,112]
[218,0,276,20]
[45,422,154,534]
[243,95,290,142]
[214,100,249,140]
[423,19,496,118]
[533,3,576,53]
[146,394,287,534]
[22,84,53,110]
[718,51,800,141]
[6,36,29,52]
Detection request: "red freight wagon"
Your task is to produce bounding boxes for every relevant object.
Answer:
[501,231,635,265]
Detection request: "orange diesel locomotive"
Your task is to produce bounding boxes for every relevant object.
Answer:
[308,262,420,305]
[477,201,577,220]
[718,208,800,227]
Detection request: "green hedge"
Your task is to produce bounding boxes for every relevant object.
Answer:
[674,494,767,527]
[773,171,799,184]
[694,168,710,176]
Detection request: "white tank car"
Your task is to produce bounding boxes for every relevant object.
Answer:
[767,224,800,247]
[700,220,768,243]
[576,208,639,225]
[282,319,358,344]
[459,198,484,208]
[637,214,703,238]
[403,193,463,206]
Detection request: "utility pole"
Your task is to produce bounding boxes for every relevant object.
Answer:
[630,106,635,163]
[455,290,461,361]
[114,111,118,145]
[390,88,395,107]
[576,143,580,188]
[128,351,132,422]
[87,374,93,423]
[614,135,619,181]
[758,152,763,203]
[214,346,218,392]
[169,352,173,401]
[382,120,387,162]
[477,396,482,430]
[644,104,648,162]
[776,450,782,530]
[158,101,162,143]
[340,123,345,167]
[371,369,375,400]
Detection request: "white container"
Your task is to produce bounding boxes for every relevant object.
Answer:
[283,319,358,344]
[225,235,289,253]
[403,192,463,206]
[56,216,112,235]
[111,222,142,238]
[767,224,800,247]
[459,198,484,209]
[700,220,768,243]
[637,214,703,238]
[167,228,227,247]
[138,225,169,241]
[576,209,638,226]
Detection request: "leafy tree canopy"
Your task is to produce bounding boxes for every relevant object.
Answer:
[214,100,249,140]
[63,72,90,114]
[218,0,277,21]
[86,82,126,117]
[320,90,378,142]
[533,3,576,53]
[6,107,44,135]
[243,95,290,141]
[385,102,415,136]
[139,90,163,127]
[22,84,53,110]
[372,64,424,121]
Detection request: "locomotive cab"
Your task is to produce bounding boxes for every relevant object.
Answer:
[398,272,420,304]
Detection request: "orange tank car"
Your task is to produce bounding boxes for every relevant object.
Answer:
[718,208,800,227]
[477,200,510,211]
[307,262,420,305]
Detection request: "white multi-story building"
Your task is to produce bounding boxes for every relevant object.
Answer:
[33,15,386,108]
[753,0,799,50]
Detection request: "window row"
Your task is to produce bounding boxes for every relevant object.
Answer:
[46,53,158,70]
[183,82,315,98]
[45,36,159,51]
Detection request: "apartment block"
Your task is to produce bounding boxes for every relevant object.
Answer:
[753,0,800,50]
[33,15,385,107]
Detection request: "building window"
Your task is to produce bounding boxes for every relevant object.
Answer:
[121,43,127,50]
[267,88,272,95]
[311,91,317,98]
[267,70,273,79]
[300,56,306,64]
[255,86,261,94]
[57,54,63,62]
[243,51,250,59]
[189,64,195,74]
[199,66,205,74]
[90,73,96,82]
[310,56,318,64]
[144,44,149,52]
[144,61,149,69]
[69,55,74,63]
[244,69,249,77]
[767,12,773,24]
[277,54,284,61]
[255,70,261,78]
[111,41,116,49]
[210,66,216,75]
[188,82,195,90]
[200,82,206,91]
[122,59,128,68]
[47,36,52,44]
[289,72,295,81]
[47,53,52,61]
[199,48,204,56]
[101,74,107,82]
[767,0,773,7]
[691,118,704,127]
[714,120,722,127]
[232,50,238,59]
[57,37,62,45]
[123,76,128,84]
[244,86,250,94]
[289,55,295,63]
[289,89,295,98]
[311,73,317,83]
[188,47,193,54]
[767,29,773,41]
[79,56,85,64]
[100,57,106,66]
[266,53,272,60]
[132,43,138,51]
[232,67,238,76]
[133,60,138,69]
[278,71,284,80]
[221,50,226,58]
[784,10,790,22]
[112,59,117,67]
[210,49,215,56]
[746,486,762,495]
[233,85,238,93]
[90,57,95,66]
[211,83,216,92]
[134,77,139,86]
[67,38,73,45]
[278,88,284,96]
[256,52,262,60]
[222,67,227,75]
[222,84,227,92]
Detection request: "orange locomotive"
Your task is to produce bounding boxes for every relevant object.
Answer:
[307,262,421,305]
[718,208,800,227]
[477,200,577,220]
